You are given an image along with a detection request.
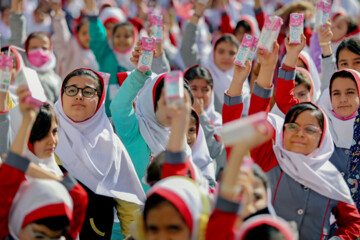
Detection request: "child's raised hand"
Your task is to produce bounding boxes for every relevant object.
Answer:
[193,97,204,115]
[49,0,62,16]
[130,41,144,72]
[257,41,279,70]
[11,0,23,14]
[84,0,97,12]
[228,60,252,96]
[284,34,306,68]
[16,85,39,122]
[317,20,333,44]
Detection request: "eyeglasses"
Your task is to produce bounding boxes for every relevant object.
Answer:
[28,224,65,240]
[63,85,98,98]
[284,123,322,136]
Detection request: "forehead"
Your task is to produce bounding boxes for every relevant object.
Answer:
[189,78,210,87]
[293,110,321,127]
[65,75,98,87]
[331,76,358,90]
[114,25,133,35]
[338,48,360,61]
[215,41,238,51]
[28,36,50,48]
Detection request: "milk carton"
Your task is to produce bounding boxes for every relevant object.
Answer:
[138,37,155,71]
[150,15,163,42]
[257,15,283,51]
[0,55,13,93]
[289,13,304,44]
[164,71,184,107]
[315,0,331,29]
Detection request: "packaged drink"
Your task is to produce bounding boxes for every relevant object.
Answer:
[150,15,163,42]
[0,54,13,92]
[289,13,304,44]
[257,15,283,52]
[234,34,258,67]
[17,67,47,108]
[221,111,272,146]
[164,70,184,107]
[138,37,155,71]
[315,0,331,29]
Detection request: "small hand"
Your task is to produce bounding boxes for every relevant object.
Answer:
[11,0,23,14]
[317,20,333,43]
[192,97,204,115]
[228,60,252,96]
[130,41,144,72]
[49,0,62,16]
[16,85,39,122]
[284,33,306,68]
[83,0,97,12]
[257,41,279,69]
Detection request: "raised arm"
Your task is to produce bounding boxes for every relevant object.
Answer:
[8,0,26,49]
[276,34,306,114]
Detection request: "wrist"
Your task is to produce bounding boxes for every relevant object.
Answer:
[319,41,331,47]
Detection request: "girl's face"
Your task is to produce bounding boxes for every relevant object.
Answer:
[234,26,248,43]
[62,76,100,122]
[113,26,134,52]
[331,16,348,42]
[19,223,63,240]
[338,48,360,72]
[294,83,311,102]
[27,36,51,52]
[189,78,212,108]
[145,201,191,240]
[283,110,322,155]
[77,22,90,49]
[186,118,197,148]
[331,77,359,118]
[33,117,58,159]
[253,176,267,212]
[105,21,116,40]
[214,41,238,72]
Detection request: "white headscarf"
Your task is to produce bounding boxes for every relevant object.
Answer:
[318,69,360,149]
[269,107,354,204]
[9,179,73,239]
[9,106,63,177]
[54,69,145,205]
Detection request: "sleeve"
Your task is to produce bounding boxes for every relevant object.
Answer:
[332,201,360,240]
[254,7,265,30]
[275,68,299,115]
[304,26,313,46]
[199,113,225,159]
[88,16,114,69]
[0,111,11,156]
[0,151,29,239]
[52,14,72,66]
[8,12,26,48]
[320,54,337,93]
[110,69,151,146]
[220,12,234,34]
[180,22,201,68]
[162,150,189,179]
[309,31,322,73]
[114,198,141,237]
[222,93,243,160]
[249,82,278,172]
[151,53,171,74]
[61,175,88,240]
[205,196,241,240]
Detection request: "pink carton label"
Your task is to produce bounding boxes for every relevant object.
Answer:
[316,0,331,28]
[150,15,163,25]
[289,13,304,44]
[142,37,155,51]
[319,0,331,13]
[251,36,258,50]
[165,71,184,99]
[290,13,304,27]
[264,15,283,31]
[241,34,254,48]
[258,15,283,51]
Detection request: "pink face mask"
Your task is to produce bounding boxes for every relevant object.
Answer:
[27,48,51,67]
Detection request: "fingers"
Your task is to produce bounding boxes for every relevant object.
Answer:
[272,40,279,54]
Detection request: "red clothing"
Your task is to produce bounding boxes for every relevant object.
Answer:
[0,159,88,240]
[205,209,238,240]
[275,69,300,115]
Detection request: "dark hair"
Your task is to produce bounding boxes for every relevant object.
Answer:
[25,32,50,52]
[214,34,239,51]
[34,215,69,232]
[113,22,134,38]
[295,71,311,91]
[335,37,360,67]
[146,152,165,187]
[244,225,287,240]
[329,70,358,94]
[29,104,57,144]
[0,46,18,70]
[143,193,186,226]
[184,65,213,89]
[62,69,103,102]
[76,18,89,33]
[1,6,10,15]
[234,20,252,35]
[284,103,324,142]
[154,77,194,112]
[344,16,359,35]
[253,164,269,190]
[190,109,199,132]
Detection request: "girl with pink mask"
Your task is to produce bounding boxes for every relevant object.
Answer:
[8,0,61,105]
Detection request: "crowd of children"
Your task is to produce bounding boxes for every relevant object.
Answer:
[2,0,360,239]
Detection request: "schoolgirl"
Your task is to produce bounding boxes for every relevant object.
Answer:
[54,68,145,239]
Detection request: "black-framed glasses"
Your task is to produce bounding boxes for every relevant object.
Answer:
[63,85,98,98]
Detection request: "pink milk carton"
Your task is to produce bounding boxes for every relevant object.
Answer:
[0,55,13,93]
[257,15,283,51]
[315,0,331,29]
[164,70,184,107]
[150,15,163,42]
[221,111,272,146]
[248,36,258,63]
[138,37,155,71]
[289,13,304,44]
[234,34,255,67]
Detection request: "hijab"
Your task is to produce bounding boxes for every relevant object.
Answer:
[318,69,360,149]
[54,68,145,205]
[9,179,73,239]
[270,104,354,204]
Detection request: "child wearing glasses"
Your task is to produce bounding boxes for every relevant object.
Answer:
[222,39,360,239]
